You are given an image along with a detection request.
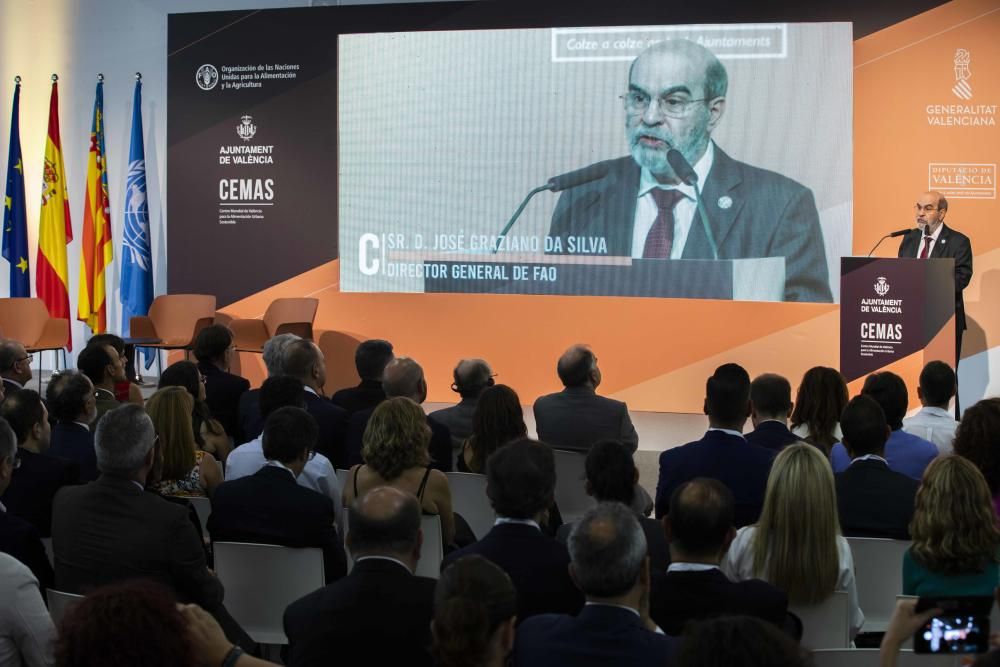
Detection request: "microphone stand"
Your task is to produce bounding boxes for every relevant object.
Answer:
[492,185,550,254]
[866,235,893,257]
[692,180,718,260]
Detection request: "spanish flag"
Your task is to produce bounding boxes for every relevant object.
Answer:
[37,80,73,347]
[77,80,112,333]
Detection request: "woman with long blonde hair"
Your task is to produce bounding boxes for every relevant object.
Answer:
[722,443,863,637]
[145,386,222,497]
[903,455,1000,596]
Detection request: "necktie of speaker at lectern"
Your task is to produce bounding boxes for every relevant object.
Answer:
[919,236,933,259]
[642,188,685,259]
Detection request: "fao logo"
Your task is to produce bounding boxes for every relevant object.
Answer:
[237,115,257,142]
[874,276,890,297]
[196,64,219,91]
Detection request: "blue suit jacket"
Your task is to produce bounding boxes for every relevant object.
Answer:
[830,430,938,481]
[655,430,775,526]
[514,604,676,667]
[49,422,98,482]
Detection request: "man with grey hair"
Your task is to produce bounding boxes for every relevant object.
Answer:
[237,332,301,440]
[430,358,494,457]
[284,338,349,468]
[346,356,453,471]
[514,502,675,665]
[547,38,831,303]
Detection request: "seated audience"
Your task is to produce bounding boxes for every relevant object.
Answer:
[432,555,517,667]
[650,478,788,635]
[903,360,959,455]
[431,358,494,457]
[903,455,1000,596]
[1,389,78,537]
[655,363,775,526]
[675,616,810,667]
[533,344,638,454]
[836,395,919,540]
[284,487,436,667]
[159,361,231,461]
[0,339,32,394]
[457,384,526,474]
[789,365,848,455]
[283,340,349,468]
[744,373,802,452]
[723,443,864,638]
[85,333,144,405]
[513,502,674,666]
[46,370,98,481]
[193,324,250,444]
[557,440,669,572]
[443,439,582,621]
[76,341,126,427]
[237,332,300,440]
[208,406,345,581]
[0,552,54,667]
[145,387,222,497]
[346,356,451,471]
[952,397,1000,514]
[831,372,938,480]
[0,417,53,591]
[226,377,342,529]
[330,338,393,415]
[52,405,250,650]
[345,397,455,546]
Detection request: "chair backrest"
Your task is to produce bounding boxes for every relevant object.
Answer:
[790,590,850,649]
[415,514,444,579]
[46,589,85,629]
[0,298,50,346]
[147,294,217,345]
[445,472,495,540]
[812,649,961,667]
[847,537,911,632]
[552,449,595,522]
[186,496,212,539]
[41,537,54,567]
[263,298,318,339]
[212,542,325,645]
[336,469,350,496]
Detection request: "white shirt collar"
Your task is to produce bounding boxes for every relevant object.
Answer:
[4,378,23,389]
[355,555,413,574]
[304,385,319,397]
[917,406,954,419]
[585,602,640,617]
[708,427,745,439]
[0,500,6,512]
[638,141,715,200]
[850,454,888,465]
[495,517,540,530]
[265,460,298,479]
[923,221,945,242]
[667,563,721,573]
[73,421,91,430]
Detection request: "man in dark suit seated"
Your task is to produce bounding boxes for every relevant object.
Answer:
[283,339,349,469]
[835,395,919,540]
[237,332,301,442]
[51,404,251,649]
[345,357,451,472]
[744,373,803,453]
[0,416,53,591]
[284,486,436,667]
[0,339,33,396]
[655,363,775,526]
[442,439,582,621]
[46,370,99,482]
[430,358,494,454]
[1,389,78,537]
[330,339,393,416]
[77,342,126,428]
[514,502,676,666]
[195,324,250,444]
[533,344,638,454]
[556,440,669,572]
[208,405,346,581]
[650,478,788,635]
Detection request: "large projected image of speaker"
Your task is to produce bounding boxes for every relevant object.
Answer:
[338,23,852,303]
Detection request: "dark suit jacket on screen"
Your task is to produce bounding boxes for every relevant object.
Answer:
[649,567,788,636]
[346,408,452,473]
[549,147,832,303]
[442,522,583,621]
[207,464,346,581]
[49,422,98,482]
[655,431,775,526]
[2,448,79,537]
[284,558,436,667]
[743,420,803,453]
[303,391,349,469]
[513,604,676,667]
[835,458,919,540]
[330,379,385,416]
[897,223,973,330]
[533,386,638,453]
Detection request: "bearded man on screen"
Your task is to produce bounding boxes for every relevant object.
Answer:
[548,38,832,303]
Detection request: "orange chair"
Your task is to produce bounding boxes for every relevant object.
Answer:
[229,298,318,353]
[129,294,217,371]
[0,298,70,387]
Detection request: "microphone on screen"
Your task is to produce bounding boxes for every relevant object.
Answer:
[666,149,718,260]
[867,229,914,257]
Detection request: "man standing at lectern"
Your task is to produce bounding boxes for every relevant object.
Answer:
[898,191,972,415]
[548,38,832,303]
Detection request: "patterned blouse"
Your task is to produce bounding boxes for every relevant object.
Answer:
[151,450,206,497]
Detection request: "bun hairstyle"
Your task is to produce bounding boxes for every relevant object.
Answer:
[433,555,516,667]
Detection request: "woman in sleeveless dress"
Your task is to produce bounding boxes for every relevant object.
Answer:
[146,386,222,497]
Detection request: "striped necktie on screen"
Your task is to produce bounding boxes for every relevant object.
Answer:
[642,188,684,259]
[919,235,933,259]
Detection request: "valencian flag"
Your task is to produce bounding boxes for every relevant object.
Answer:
[37,78,73,348]
[2,79,29,296]
[77,79,113,333]
[120,78,153,367]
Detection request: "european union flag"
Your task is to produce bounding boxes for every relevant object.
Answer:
[2,81,30,296]
[120,79,154,366]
